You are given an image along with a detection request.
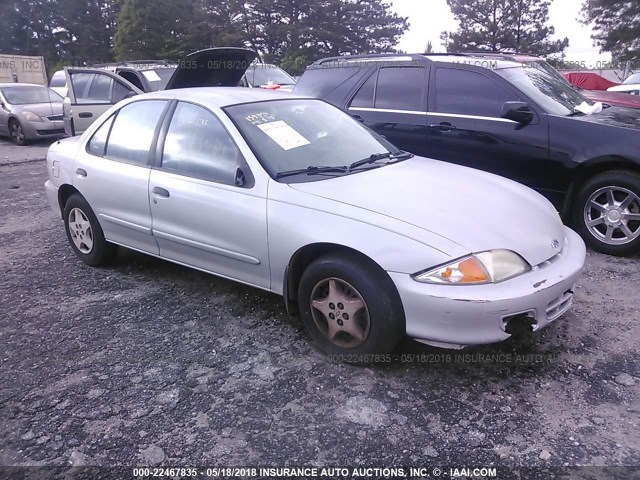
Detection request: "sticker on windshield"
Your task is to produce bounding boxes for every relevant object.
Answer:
[142,70,161,82]
[257,120,310,150]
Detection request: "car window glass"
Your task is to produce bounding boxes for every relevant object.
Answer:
[350,72,377,108]
[105,100,166,165]
[70,73,93,103]
[375,67,426,111]
[436,68,517,117]
[87,74,112,102]
[87,114,115,157]
[162,102,242,186]
[112,81,132,102]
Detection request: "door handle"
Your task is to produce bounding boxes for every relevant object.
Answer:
[429,122,456,131]
[78,112,93,118]
[152,186,170,198]
[75,168,87,177]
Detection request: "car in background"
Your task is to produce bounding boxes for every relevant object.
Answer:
[44,88,585,356]
[49,70,68,97]
[241,64,297,92]
[608,73,640,96]
[295,52,640,256]
[0,83,65,145]
[62,47,258,136]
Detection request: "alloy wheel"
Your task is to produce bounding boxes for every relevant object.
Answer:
[584,186,640,245]
[310,277,370,348]
[68,207,94,254]
[10,122,25,145]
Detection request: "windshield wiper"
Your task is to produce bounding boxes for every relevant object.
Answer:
[348,151,414,170]
[275,165,348,179]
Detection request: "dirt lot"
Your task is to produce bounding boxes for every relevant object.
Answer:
[1,141,639,474]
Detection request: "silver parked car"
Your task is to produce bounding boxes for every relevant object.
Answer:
[0,83,65,145]
[45,87,586,358]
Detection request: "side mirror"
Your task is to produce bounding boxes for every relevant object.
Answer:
[125,91,137,99]
[501,101,534,125]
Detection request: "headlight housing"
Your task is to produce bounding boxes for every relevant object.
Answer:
[23,111,43,122]
[412,250,530,285]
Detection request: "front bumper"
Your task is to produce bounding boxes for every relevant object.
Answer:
[389,226,586,347]
[22,119,65,139]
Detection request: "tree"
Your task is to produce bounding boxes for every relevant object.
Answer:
[581,0,640,63]
[113,0,193,60]
[442,0,568,56]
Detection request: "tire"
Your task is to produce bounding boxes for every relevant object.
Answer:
[297,252,405,362]
[573,170,640,256]
[63,194,117,266]
[9,119,29,146]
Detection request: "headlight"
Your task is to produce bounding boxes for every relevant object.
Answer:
[412,250,530,285]
[23,111,43,122]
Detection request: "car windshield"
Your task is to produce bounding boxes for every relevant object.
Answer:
[226,99,402,182]
[1,86,63,105]
[623,73,640,85]
[141,68,176,91]
[245,65,296,86]
[497,66,593,116]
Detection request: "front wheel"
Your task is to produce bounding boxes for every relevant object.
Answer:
[63,194,117,266]
[573,171,640,256]
[298,252,405,361]
[9,119,28,146]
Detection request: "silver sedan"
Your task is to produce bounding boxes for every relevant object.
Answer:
[44,88,586,359]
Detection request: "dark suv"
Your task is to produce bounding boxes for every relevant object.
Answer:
[294,53,640,256]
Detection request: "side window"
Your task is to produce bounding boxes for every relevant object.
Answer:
[105,100,167,165]
[87,114,115,157]
[87,74,112,102]
[435,68,517,118]
[375,67,426,111]
[350,72,377,108]
[161,102,243,186]
[112,81,132,103]
[69,73,93,103]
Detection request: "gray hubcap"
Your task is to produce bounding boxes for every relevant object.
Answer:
[68,208,94,254]
[10,122,24,144]
[310,277,370,348]
[584,186,640,245]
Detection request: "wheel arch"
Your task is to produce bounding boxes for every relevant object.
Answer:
[283,242,401,317]
[57,184,81,218]
[562,155,640,218]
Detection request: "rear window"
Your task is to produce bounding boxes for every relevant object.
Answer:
[294,67,362,98]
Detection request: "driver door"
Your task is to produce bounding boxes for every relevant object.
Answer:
[64,68,143,135]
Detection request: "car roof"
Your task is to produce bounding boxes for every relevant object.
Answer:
[138,86,309,108]
[310,52,521,70]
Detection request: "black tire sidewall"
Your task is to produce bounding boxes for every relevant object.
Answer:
[63,194,114,266]
[298,253,405,359]
[573,171,640,256]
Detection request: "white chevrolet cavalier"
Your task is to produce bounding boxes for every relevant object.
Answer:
[45,87,586,359]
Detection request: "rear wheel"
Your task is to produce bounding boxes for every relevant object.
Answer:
[573,171,640,256]
[298,252,404,362]
[9,119,28,146]
[63,194,117,266]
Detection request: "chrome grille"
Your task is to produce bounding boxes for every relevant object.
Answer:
[47,114,63,121]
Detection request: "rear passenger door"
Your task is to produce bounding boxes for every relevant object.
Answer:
[425,67,550,189]
[149,101,270,289]
[347,66,430,157]
[64,68,142,135]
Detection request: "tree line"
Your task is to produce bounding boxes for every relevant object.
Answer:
[0,0,408,75]
[0,0,636,77]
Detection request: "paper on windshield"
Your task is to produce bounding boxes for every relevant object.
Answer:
[574,101,603,115]
[142,70,161,82]
[257,120,310,150]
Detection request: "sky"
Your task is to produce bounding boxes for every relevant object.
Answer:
[390,0,612,66]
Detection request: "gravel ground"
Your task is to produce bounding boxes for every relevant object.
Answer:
[1,145,639,474]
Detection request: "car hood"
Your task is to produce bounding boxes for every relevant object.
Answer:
[288,158,566,267]
[12,102,62,116]
[581,90,640,109]
[570,105,640,129]
[165,48,258,90]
